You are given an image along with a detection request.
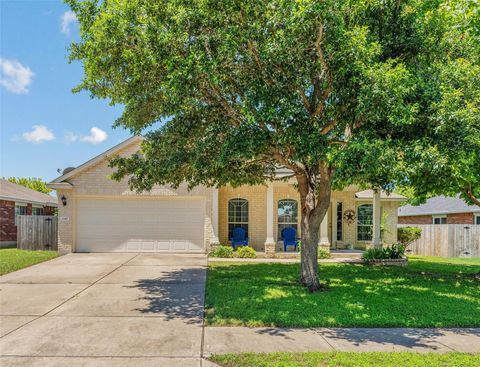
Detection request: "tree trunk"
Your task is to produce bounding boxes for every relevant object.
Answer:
[296,164,332,292]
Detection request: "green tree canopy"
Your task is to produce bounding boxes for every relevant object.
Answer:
[398,0,480,207]
[67,0,477,290]
[5,177,51,194]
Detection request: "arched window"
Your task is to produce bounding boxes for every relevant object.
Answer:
[357,204,373,241]
[278,199,298,240]
[228,199,249,238]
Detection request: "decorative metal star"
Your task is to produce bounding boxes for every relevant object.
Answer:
[343,209,356,225]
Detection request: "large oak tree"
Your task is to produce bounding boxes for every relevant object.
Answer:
[67,0,475,291]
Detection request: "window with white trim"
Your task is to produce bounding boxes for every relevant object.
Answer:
[14,204,27,226]
[474,214,480,225]
[277,199,298,240]
[357,204,373,241]
[228,198,249,238]
[32,207,43,215]
[15,205,27,216]
[432,215,447,224]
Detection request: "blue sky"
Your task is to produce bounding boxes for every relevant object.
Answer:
[1,0,132,182]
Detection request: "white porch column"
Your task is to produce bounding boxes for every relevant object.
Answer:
[210,188,220,245]
[372,188,382,248]
[319,208,330,247]
[265,183,276,256]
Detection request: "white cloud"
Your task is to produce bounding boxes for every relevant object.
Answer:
[22,125,55,143]
[63,127,108,144]
[64,126,108,144]
[80,127,108,144]
[0,58,34,94]
[60,10,77,35]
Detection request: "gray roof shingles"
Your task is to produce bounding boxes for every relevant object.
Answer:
[0,179,58,206]
[398,195,480,216]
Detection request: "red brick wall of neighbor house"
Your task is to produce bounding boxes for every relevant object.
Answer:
[399,213,474,225]
[26,204,32,215]
[447,212,474,224]
[398,215,433,225]
[0,200,16,242]
[43,206,56,215]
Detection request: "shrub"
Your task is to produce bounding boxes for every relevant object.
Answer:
[398,227,422,246]
[363,247,388,260]
[318,247,331,259]
[235,246,257,258]
[210,245,234,258]
[384,243,406,259]
[362,244,406,260]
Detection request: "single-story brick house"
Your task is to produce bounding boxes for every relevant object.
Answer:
[48,136,406,255]
[0,179,58,247]
[399,196,480,225]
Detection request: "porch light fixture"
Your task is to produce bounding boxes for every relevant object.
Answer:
[61,195,67,206]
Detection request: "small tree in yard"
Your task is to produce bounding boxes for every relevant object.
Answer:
[397,227,421,248]
[67,0,475,291]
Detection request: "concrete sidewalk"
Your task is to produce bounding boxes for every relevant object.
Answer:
[203,327,480,356]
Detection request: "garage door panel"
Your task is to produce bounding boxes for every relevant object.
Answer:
[76,198,205,253]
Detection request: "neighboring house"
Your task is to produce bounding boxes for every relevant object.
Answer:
[0,179,58,247]
[47,136,406,255]
[398,196,480,225]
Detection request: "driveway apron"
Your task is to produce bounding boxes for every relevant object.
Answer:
[0,253,207,367]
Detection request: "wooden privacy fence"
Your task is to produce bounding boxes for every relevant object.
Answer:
[399,224,480,257]
[17,215,58,251]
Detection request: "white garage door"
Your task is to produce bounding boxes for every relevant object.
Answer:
[76,198,205,252]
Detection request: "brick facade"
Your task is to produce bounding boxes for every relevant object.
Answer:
[399,213,474,225]
[0,200,16,242]
[447,212,474,224]
[398,215,433,225]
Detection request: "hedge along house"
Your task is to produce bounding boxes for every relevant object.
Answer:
[48,136,406,255]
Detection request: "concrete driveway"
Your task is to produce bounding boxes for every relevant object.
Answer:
[0,253,208,367]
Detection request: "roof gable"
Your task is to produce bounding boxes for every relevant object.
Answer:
[50,136,143,183]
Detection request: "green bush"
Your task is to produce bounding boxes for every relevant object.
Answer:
[398,227,422,246]
[235,246,257,258]
[363,247,387,260]
[318,247,331,259]
[363,244,406,260]
[210,245,234,258]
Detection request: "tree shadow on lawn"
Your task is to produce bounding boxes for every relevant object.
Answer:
[205,262,480,328]
[126,267,206,324]
[255,327,480,351]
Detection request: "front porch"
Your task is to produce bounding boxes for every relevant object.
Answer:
[210,183,391,257]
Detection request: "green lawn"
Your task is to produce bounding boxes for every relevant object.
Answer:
[205,256,480,327]
[0,249,59,275]
[210,352,480,367]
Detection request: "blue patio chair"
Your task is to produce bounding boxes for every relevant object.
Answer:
[231,227,249,249]
[282,227,299,252]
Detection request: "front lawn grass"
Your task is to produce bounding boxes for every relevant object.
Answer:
[205,256,480,327]
[210,352,480,367]
[0,249,59,275]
